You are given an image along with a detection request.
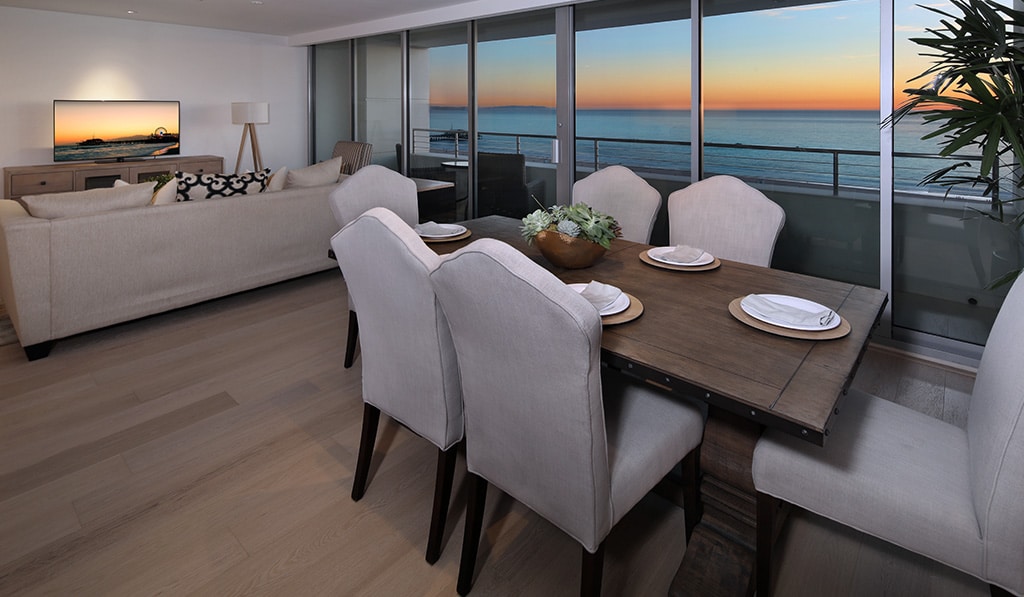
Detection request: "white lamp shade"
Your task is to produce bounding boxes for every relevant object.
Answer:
[231,102,269,125]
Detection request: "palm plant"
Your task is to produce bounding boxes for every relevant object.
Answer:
[890,0,1024,286]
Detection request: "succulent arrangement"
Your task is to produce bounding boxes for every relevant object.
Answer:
[521,202,622,249]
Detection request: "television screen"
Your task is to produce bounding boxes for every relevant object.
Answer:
[53,100,180,163]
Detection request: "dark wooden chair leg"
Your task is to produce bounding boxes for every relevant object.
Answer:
[344,310,359,368]
[680,448,702,542]
[24,340,54,361]
[581,542,605,597]
[426,444,459,564]
[756,491,778,597]
[351,403,380,501]
[457,473,488,596]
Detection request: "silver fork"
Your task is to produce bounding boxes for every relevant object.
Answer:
[819,310,836,326]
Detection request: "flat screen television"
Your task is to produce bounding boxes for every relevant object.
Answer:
[53,100,180,163]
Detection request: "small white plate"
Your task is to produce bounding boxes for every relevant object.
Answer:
[568,283,630,316]
[740,294,840,331]
[416,223,466,239]
[648,246,714,267]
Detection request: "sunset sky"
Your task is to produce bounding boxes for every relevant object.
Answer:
[53,101,178,145]
[430,0,952,111]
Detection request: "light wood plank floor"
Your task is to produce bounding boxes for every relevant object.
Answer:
[0,271,989,596]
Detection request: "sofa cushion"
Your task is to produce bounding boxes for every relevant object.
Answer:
[266,166,288,192]
[176,169,270,201]
[20,181,157,219]
[284,156,344,188]
[151,180,178,205]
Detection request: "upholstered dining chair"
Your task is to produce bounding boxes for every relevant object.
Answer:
[332,140,373,175]
[573,165,661,243]
[667,175,785,267]
[331,207,463,565]
[328,165,419,368]
[430,238,705,596]
[752,273,1024,597]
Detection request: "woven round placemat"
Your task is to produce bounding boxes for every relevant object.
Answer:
[728,297,850,340]
[602,293,643,325]
[422,229,472,243]
[639,250,721,272]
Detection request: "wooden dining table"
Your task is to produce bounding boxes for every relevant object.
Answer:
[425,215,889,596]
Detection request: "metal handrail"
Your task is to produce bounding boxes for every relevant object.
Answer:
[412,126,1007,199]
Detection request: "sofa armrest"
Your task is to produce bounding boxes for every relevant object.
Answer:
[0,200,52,346]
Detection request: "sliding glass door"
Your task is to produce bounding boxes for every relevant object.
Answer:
[475,10,557,217]
[354,33,403,169]
[702,0,881,288]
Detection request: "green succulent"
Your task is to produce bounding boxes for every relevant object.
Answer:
[556,219,582,237]
[521,201,622,249]
[521,209,554,239]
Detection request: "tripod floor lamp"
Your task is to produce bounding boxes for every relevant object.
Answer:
[232,102,269,174]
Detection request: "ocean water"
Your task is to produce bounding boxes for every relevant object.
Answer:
[428,106,976,194]
[54,142,180,163]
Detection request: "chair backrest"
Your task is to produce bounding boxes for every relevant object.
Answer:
[328,164,419,229]
[430,238,613,550]
[332,141,373,175]
[667,175,786,267]
[331,207,463,450]
[573,165,661,243]
[965,272,1024,591]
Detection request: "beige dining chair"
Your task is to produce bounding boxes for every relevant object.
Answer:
[331,207,463,564]
[430,238,705,596]
[752,273,1024,597]
[332,140,373,175]
[667,175,785,267]
[573,165,661,243]
[328,165,419,368]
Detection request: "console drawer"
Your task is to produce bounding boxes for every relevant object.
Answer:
[10,171,74,197]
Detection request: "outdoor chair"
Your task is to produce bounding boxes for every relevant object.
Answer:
[332,140,373,175]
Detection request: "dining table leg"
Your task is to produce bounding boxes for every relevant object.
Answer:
[669,407,781,597]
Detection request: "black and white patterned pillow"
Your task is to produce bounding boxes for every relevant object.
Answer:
[175,169,271,201]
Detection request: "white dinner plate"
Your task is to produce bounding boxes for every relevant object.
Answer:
[416,223,467,239]
[739,294,840,331]
[568,283,630,316]
[647,246,715,267]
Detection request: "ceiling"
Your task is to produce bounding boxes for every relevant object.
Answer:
[0,0,852,43]
[0,0,477,38]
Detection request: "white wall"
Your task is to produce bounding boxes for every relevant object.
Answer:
[0,7,309,197]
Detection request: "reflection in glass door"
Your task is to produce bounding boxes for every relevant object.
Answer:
[475,10,557,218]
[891,0,1016,346]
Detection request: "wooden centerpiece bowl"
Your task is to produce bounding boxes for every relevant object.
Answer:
[534,230,607,269]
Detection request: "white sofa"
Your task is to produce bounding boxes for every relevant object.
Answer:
[0,181,341,359]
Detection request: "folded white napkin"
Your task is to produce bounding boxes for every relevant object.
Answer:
[741,294,835,327]
[416,221,451,235]
[579,280,623,311]
[663,245,705,264]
